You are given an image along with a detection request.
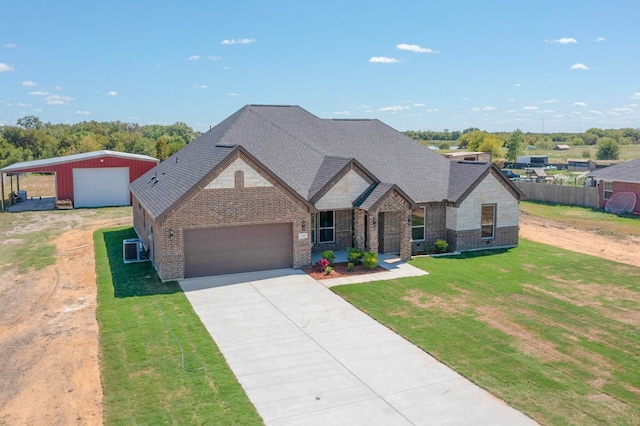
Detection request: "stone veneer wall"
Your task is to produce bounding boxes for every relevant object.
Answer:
[445,172,519,250]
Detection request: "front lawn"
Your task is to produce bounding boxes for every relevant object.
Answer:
[95,227,262,425]
[333,239,640,425]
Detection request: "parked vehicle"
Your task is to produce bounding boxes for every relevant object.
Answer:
[501,169,521,180]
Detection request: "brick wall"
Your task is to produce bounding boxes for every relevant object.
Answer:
[144,151,311,281]
[313,209,352,252]
[412,202,447,254]
[612,181,640,212]
[371,190,412,260]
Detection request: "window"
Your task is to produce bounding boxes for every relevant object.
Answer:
[411,208,425,241]
[318,211,335,243]
[603,181,613,200]
[481,204,496,239]
[310,213,316,244]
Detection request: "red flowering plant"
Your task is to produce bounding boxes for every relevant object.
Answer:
[314,258,330,272]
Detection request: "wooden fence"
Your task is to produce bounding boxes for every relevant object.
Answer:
[513,181,599,207]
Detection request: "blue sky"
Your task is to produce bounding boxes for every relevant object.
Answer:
[1,1,639,133]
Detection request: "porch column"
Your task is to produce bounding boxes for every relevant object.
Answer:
[353,209,366,250]
[368,211,379,253]
[400,209,412,261]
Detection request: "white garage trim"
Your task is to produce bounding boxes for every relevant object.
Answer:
[73,167,130,207]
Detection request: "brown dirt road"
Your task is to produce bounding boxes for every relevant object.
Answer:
[0,204,637,425]
[0,210,131,426]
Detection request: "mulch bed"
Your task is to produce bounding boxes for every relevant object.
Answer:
[302,262,387,280]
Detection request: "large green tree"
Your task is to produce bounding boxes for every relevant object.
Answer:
[596,137,620,160]
[504,129,524,163]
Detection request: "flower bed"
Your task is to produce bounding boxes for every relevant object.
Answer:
[302,262,386,280]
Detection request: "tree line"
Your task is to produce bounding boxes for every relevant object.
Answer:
[405,127,640,161]
[0,115,199,169]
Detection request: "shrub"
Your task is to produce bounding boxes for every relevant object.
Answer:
[347,247,364,263]
[314,258,329,272]
[347,262,355,272]
[324,266,333,275]
[321,250,335,265]
[434,239,449,254]
[362,252,378,270]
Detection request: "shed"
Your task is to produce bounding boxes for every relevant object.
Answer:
[1,150,158,210]
[442,151,492,162]
[554,144,571,150]
[567,158,597,172]
[516,155,548,166]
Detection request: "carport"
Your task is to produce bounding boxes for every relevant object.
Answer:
[1,150,158,211]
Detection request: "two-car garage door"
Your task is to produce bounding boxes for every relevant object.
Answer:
[73,168,130,208]
[184,223,293,278]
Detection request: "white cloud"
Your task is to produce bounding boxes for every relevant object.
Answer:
[471,107,481,112]
[589,110,603,115]
[33,108,42,112]
[208,55,222,60]
[426,108,439,112]
[610,107,633,113]
[542,109,554,113]
[188,55,201,61]
[551,37,577,44]
[28,90,50,96]
[3,43,16,48]
[507,98,515,102]
[16,102,31,107]
[630,92,640,100]
[396,43,436,53]
[513,83,521,87]
[76,110,91,115]
[54,86,63,90]
[461,97,471,101]
[539,99,558,104]
[0,63,14,72]
[571,63,590,70]
[332,111,351,116]
[378,105,409,112]
[192,85,208,89]
[22,80,37,87]
[506,109,516,113]
[483,106,496,111]
[227,92,240,96]
[595,37,605,43]
[413,103,425,107]
[45,94,73,105]
[523,106,539,111]
[572,101,587,108]
[369,56,400,63]
[221,38,255,45]
[107,91,118,96]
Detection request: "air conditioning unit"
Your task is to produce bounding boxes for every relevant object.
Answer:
[123,238,147,263]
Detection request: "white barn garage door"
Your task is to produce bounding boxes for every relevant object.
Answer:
[73,167,130,208]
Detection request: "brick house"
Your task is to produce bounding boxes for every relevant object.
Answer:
[130,105,522,280]
[588,158,640,213]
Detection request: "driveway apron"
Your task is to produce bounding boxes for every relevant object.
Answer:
[180,269,536,425]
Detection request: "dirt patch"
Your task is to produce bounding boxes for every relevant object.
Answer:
[519,212,640,268]
[402,288,469,314]
[0,209,131,425]
[302,262,386,280]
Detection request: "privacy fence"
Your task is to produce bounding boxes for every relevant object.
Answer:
[513,181,599,208]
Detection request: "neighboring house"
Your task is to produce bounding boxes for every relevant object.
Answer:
[443,151,492,162]
[130,105,522,280]
[567,158,597,172]
[588,158,640,212]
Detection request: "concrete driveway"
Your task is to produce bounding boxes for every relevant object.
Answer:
[180,269,536,425]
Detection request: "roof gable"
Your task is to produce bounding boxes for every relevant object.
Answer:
[588,158,640,183]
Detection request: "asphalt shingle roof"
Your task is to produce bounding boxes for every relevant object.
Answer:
[588,158,640,184]
[131,105,497,219]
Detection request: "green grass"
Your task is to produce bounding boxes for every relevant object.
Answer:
[332,240,640,425]
[95,227,262,425]
[521,200,640,238]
